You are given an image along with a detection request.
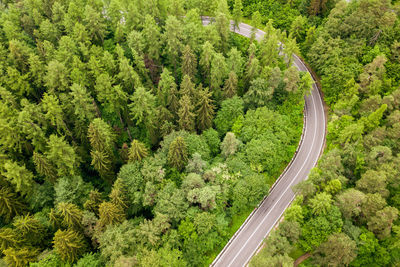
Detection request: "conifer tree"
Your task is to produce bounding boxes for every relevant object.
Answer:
[157,68,179,119]
[53,229,86,263]
[83,190,103,215]
[196,87,215,131]
[3,247,39,267]
[210,53,227,92]
[181,45,197,79]
[46,134,79,177]
[227,47,244,76]
[233,0,243,31]
[128,139,148,162]
[33,151,57,183]
[178,95,196,132]
[0,187,26,223]
[56,202,83,230]
[143,15,161,62]
[13,214,45,246]
[0,227,19,252]
[109,178,129,211]
[69,83,96,123]
[88,118,115,178]
[2,161,34,196]
[163,15,183,77]
[97,201,125,229]
[223,71,238,98]
[180,75,196,101]
[168,137,188,171]
[200,41,214,85]
[129,87,157,129]
[283,66,300,93]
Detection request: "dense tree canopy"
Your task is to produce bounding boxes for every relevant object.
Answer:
[251,0,400,266]
[0,0,307,265]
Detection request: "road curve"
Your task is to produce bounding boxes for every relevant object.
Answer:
[202,18,326,267]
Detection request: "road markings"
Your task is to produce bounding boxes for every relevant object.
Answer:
[225,83,319,267]
[205,20,327,267]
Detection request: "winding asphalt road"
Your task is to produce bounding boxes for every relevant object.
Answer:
[202,18,326,267]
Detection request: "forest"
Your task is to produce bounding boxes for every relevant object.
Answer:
[248,0,400,266]
[0,0,311,266]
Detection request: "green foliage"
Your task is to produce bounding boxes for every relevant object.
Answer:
[54,176,92,207]
[128,140,148,162]
[168,137,189,171]
[53,229,86,263]
[214,96,244,135]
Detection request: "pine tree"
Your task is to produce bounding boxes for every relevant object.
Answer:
[0,186,27,223]
[56,202,83,230]
[223,71,238,98]
[168,136,188,171]
[128,139,148,162]
[53,229,86,262]
[181,45,197,79]
[178,95,196,132]
[33,151,57,183]
[233,0,243,31]
[196,87,215,131]
[3,247,39,267]
[97,201,125,229]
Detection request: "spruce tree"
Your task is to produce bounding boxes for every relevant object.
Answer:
[2,161,34,196]
[109,178,129,211]
[180,75,196,101]
[97,201,125,229]
[128,139,148,162]
[199,41,214,86]
[0,228,19,252]
[83,190,103,216]
[196,87,215,131]
[233,0,243,31]
[32,152,57,183]
[168,136,188,171]
[88,118,115,179]
[178,95,196,132]
[181,45,197,79]
[223,71,238,98]
[46,134,79,177]
[3,247,39,267]
[13,214,45,246]
[0,187,26,223]
[56,202,83,230]
[53,229,86,263]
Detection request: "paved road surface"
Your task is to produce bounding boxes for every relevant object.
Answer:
[202,18,326,267]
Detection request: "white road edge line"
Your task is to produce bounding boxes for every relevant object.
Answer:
[242,86,325,266]
[225,77,319,267]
